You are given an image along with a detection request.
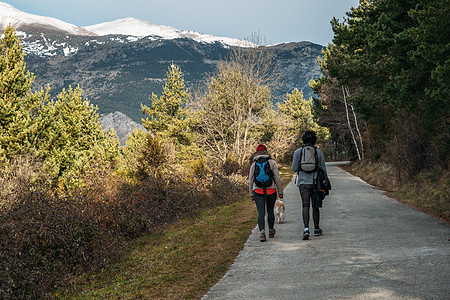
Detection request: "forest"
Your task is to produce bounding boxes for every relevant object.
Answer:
[311,0,449,173]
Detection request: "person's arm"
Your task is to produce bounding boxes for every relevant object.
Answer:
[271,160,284,198]
[291,148,300,173]
[248,162,255,198]
[319,149,327,173]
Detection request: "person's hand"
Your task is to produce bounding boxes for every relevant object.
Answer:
[251,196,254,201]
[279,194,283,199]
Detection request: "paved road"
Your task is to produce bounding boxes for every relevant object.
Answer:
[202,162,450,300]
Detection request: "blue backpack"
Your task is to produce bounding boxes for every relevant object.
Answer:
[254,157,273,188]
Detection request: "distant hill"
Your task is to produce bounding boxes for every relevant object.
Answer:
[1,1,324,130]
[99,111,144,146]
[22,35,323,121]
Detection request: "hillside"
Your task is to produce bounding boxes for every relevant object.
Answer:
[2,2,323,124]
[21,34,322,122]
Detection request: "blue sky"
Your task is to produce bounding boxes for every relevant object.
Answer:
[4,0,359,45]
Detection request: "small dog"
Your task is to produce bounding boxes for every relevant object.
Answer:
[274,198,285,224]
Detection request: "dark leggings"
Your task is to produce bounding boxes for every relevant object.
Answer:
[254,192,277,232]
[299,184,320,229]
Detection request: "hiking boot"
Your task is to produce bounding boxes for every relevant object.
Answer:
[269,228,276,238]
[260,232,266,242]
[314,228,323,236]
[302,229,310,240]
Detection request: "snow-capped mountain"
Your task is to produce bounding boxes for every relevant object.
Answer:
[84,17,253,47]
[0,1,323,132]
[0,2,94,36]
[84,18,180,38]
[0,2,250,47]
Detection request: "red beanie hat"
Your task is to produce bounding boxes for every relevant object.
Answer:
[256,144,267,152]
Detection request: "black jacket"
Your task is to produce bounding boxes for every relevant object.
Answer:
[313,166,331,208]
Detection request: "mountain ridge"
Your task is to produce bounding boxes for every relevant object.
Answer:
[0,2,95,36]
[1,2,324,141]
[0,2,252,47]
[99,111,144,146]
[83,17,254,47]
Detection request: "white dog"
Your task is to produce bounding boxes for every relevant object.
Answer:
[274,198,285,224]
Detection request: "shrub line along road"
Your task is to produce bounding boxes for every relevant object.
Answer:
[202,162,450,300]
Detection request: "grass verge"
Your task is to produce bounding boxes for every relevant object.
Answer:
[57,165,294,299]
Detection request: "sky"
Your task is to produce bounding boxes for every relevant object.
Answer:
[3,0,360,46]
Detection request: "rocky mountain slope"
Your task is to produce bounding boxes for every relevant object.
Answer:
[1,2,323,138]
[23,35,322,120]
[99,111,144,145]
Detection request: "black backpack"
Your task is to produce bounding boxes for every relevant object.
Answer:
[299,144,318,173]
[254,157,273,188]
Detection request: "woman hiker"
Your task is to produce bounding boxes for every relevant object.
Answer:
[248,144,284,242]
[291,130,327,240]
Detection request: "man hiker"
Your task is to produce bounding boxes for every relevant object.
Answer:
[291,130,327,240]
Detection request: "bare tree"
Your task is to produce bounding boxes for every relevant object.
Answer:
[342,86,362,160]
[195,34,283,168]
[311,73,368,160]
[344,86,364,159]
[196,61,271,166]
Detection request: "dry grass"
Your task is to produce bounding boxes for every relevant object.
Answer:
[57,198,256,299]
[278,163,295,188]
[341,160,401,191]
[390,169,450,223]
[58,164,294,299]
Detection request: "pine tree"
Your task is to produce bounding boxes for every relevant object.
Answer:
[0,25,119,187]
[43,86,107,180]
[313,0,449,171]
[278,89,314,128]
[264,89,329,158]
[0,25,36,161]
[141,64,192,146]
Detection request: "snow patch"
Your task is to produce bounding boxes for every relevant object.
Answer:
[0,2,95,36]
[84,17,254,47]
[126,36,141,42]
[1,2,255,51]
[110,37,125,43]
[63,46,78,56]
[85,39,105,46]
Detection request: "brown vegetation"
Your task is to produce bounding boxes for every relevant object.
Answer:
[0,157,248,299]
[55,164,293,299]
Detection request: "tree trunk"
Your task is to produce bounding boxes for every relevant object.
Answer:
[342,86,361,160]
[345,87,364,159]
